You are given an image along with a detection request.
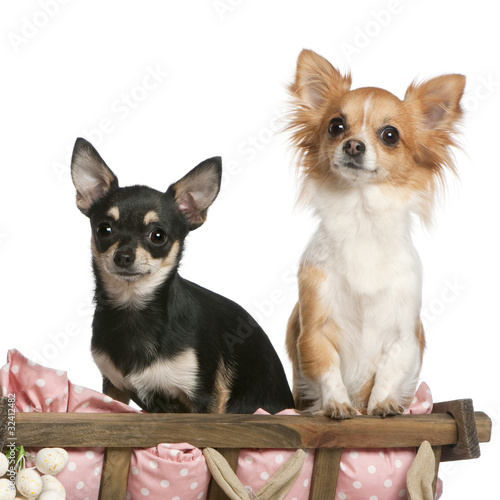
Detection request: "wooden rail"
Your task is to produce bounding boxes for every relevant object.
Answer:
[13,409,491,449]
[1,398,492,500]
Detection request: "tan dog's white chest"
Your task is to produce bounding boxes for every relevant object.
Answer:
[303,180,422,295]
[297,180,423,413]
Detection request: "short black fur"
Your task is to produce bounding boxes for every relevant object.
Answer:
[71,138,294,414]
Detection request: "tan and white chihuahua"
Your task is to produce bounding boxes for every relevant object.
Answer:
[286,49,465,419]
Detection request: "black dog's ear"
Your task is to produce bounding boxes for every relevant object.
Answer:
[170,157,222,230]
[71,138,118,215]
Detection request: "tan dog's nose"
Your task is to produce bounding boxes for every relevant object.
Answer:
[343,139,366,157]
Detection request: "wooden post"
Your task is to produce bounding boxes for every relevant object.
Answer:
[432,399,481,461]
[309,448,342,499]
[207,448,240,500]
[98,447,132,500]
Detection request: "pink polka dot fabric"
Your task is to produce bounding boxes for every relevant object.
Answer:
[1,350,211,499]
[238,408,315,498]
[1,349,137,499]
[127,443,210,499]
[1,349,442,500]
[334,382,442,500]
[236,386,442,500]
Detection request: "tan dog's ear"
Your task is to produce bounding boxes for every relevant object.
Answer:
[290,49,351,111]
[405,74,466,130]
[404,74,466,181]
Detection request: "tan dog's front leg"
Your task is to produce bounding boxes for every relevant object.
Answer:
[288,265,356,419]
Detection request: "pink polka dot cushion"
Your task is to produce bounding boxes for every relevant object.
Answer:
[1,349,442,500]
[1,349,137,499]
[335,383,442,500]
[127,443,210,499]
[234,384,442,500]
[238,409,316,498]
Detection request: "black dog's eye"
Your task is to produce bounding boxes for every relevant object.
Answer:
[149,229,167,245]
[328,117,346,137]
[96,222,112,238]
[380,126,400,146]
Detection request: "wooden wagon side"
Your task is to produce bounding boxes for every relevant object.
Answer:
[0,398,492,499]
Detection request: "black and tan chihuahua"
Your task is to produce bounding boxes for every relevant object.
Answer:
[71,138,293,414]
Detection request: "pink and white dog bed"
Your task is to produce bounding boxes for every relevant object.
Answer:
[1,349,442,499]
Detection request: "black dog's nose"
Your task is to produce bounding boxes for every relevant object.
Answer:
[114,248,135,268]
[344,139,366,157]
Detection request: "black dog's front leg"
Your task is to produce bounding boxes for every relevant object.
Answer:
[129,391,214,413]
[131,392,187,413]
[102,376,131,405]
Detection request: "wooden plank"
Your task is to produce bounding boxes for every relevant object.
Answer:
[13,411,491,450]
[207,448,239,500]
[98,447,132,500]
[309,448,342,499]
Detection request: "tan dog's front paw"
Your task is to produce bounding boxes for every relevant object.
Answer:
[369,397,404,418]
[323,400,357,419]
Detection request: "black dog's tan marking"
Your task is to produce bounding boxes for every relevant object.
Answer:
[71,138,294,414]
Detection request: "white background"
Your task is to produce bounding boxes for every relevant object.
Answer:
[0,1,498,497]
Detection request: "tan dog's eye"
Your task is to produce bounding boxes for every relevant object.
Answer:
[380,126,399,146]
[328,117,346,137]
